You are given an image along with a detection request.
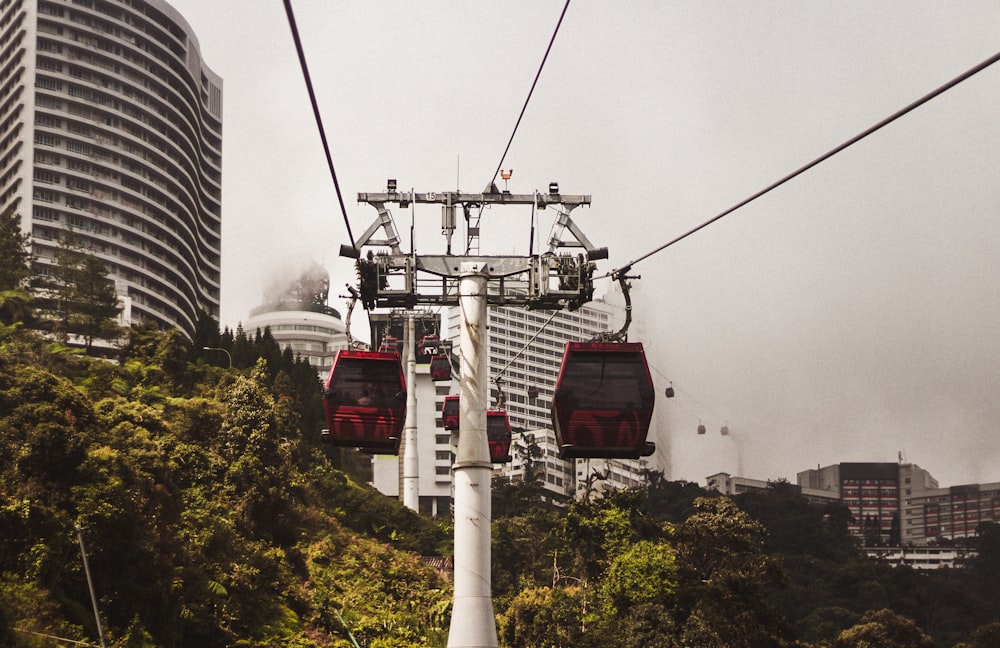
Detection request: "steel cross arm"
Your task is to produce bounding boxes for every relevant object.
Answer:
[354,201,402,254]
[547,206,602,255]
[412,255,534,278]
[358,191,591,209]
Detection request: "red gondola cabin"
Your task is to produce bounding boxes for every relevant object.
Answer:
[551,341,656,459]
[429,355,452,381]
[416,335,440,364]
[322,349,406,454]
[442,395,459,430]
[487,410,513,464]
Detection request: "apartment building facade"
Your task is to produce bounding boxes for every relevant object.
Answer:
[1,0,222,338]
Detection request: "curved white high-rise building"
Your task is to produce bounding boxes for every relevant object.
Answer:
[0,0,222,337]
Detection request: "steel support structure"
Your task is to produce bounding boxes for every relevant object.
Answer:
[449,268,496,646]
[346,183,603,647]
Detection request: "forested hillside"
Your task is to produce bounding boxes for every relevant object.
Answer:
[3,323,1000,647]
[0,326,451,646]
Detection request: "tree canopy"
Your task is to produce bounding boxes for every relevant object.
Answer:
[2,309,1000,645]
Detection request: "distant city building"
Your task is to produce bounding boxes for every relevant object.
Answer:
[1,0,223,338]
[245,264,349,377]
[797,462,939,546]
[706,472,840,506]
[905,482,1000,546]
[865,546,976,570]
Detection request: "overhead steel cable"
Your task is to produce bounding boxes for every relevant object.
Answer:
[608,49,1000,278]
[283,0,356,249]
[489,0,572,187]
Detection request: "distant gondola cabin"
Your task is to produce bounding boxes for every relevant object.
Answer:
[430,355,452,381]
[378,336,402,355]
[416,335,440,364]
[487,410,512,464]
[442,395,459,430]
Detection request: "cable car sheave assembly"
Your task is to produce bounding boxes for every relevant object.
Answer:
[346,182,603,311]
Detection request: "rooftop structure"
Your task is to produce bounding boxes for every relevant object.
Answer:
[245,264,349,377]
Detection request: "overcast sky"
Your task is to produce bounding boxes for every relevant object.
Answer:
[167,1,1000,487]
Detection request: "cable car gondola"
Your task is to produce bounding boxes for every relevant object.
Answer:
[416,334,440,365]
[430,354,452,381]
[442,395,459,430]
[487,410,513,464]
[322,349,406,454]
[551,341,656,459]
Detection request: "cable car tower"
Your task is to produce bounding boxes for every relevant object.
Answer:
[341,179,629,648]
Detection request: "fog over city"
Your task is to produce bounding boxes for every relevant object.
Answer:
[168,1,1000,488]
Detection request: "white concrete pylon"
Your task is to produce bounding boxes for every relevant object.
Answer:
[402,315,420,511]
[448,266,497,647]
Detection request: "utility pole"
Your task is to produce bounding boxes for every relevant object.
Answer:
[75,524,107,648]
[346,181,604,647]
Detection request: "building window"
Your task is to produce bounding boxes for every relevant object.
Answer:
[34,170,59,184]
[36,77,62,91]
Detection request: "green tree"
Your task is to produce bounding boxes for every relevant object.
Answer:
[835,608,934,647]
[493,431,549,518]
[0,206,33,329]
[675,496,793,647]
[498,586,592,648]
[967,621,1000,648]
[0,206,31,291]
[31,231,121,349]
[600,539,677,616]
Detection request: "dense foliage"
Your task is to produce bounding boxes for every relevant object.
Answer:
[0,327,450,647]
[488,471,1000,647]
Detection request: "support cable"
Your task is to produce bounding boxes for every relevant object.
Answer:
[489,0,571,187]
[608,49,1000,277]
[283,0,356,249]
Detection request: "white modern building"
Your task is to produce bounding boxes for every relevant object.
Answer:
[506,427,574,502]
[244,265,351,378]
[865,546,976,570]
[1,0,223,338]
[370,357,455,516]
[244,306,349,378]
